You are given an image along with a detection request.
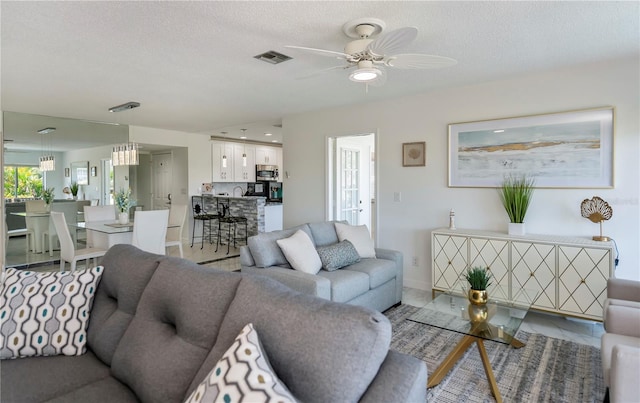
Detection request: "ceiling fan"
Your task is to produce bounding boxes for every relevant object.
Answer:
[285,18,457,88]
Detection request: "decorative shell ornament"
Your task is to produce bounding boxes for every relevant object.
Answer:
[580,196,613,241]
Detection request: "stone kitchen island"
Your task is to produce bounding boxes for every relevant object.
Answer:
[200,195,270,237]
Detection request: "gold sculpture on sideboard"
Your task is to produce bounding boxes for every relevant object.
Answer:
[580,196,613,241]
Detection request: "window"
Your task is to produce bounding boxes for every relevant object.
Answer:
[3,166,43,200]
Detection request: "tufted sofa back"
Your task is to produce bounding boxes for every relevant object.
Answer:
[87,244,163,365]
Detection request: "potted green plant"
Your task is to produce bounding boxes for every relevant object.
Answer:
[42,187,55,211]
[498,174,535,235]
[115,188,133,224]
[465,266,492,305]
[70,182,79,199]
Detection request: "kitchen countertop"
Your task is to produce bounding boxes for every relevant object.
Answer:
[202,194,266,200]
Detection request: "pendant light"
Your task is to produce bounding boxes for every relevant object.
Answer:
[241,129,247,167]
[221,132,228,168]
[108,101,141,166]
[38,127,56,171]
[111,142,139,166]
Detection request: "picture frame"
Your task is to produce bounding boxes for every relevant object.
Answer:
[90,166,97,177]
[402,142,426,167]
[448,107,614,188]
[64,167,70,177]
[71,161,90,185]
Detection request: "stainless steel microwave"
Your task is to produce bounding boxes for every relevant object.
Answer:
[256,164,279,181]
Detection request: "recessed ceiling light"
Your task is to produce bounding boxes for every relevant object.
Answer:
[271,140,278,143]
[37,127,56,134]
[494,129,505,133]
[240,136,247,139]
[264,133,273,136]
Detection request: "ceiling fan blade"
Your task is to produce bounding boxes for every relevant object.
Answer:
[284,45,350,59]
[386,54,457,69]
[367,27,418,57]
[296,65,352,79]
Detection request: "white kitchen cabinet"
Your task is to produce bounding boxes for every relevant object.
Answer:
[212,141,234,182]
[264,204,283,232]
[431,228,615,321]
[255,146,278,166]
[233,144,255,182]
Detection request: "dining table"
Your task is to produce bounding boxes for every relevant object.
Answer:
[11,211,50,253]
[73,220,179,250]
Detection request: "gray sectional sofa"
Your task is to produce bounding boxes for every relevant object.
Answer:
[240,221,404,312]
[1,244,426,402]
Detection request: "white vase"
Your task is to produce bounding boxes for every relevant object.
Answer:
[508,222,525,236]
[118,212,129,225]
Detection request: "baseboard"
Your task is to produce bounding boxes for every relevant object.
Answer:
[403,278,431,291]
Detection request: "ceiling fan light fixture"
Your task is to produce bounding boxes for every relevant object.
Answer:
[350,67,381,82]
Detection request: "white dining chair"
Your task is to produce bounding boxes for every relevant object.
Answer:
[84,205,116,248]
[132,210,170,255]
[165,204,187,257]
[43,202,78,256]
[50,212,106,272]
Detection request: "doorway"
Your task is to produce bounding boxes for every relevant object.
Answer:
[152,153,172,210]
[327,133,376,240]
[101,159,114,206]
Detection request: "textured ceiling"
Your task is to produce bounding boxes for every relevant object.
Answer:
[2,1,639,146]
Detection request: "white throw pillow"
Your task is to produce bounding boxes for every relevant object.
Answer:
[185,323,296,403]
[0,266,104,359]
[276,229,322,274]
[334,223,376,258]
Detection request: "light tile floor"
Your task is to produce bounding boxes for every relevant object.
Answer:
[403,287,604,348]
[5,234,240,272]
[5,236,603,348]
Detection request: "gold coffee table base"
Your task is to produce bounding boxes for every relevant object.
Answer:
[427,325,525,403]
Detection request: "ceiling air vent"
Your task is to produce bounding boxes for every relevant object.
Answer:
[254,50,292,65]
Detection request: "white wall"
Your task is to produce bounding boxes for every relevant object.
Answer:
[283,58,640,286]
[129,126,211,198]
[64,146,114,201]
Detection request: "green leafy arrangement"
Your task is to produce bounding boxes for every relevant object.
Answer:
[465,266,492,290]
[498,174,535,223]
[70,182,79,197]
[115,188,133,213]
[42,187,55,205]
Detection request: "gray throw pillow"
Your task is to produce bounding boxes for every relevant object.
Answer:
[316,240,361,271]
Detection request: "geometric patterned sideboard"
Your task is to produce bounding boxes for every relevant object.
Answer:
[432,228,615,321]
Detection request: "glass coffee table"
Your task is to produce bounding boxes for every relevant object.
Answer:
[408,287,536,403]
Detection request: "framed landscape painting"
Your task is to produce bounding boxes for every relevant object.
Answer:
[448,107,614,188]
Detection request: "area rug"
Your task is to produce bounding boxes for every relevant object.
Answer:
[385,304,605,402]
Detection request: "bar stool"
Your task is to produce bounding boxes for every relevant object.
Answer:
[191,195,218,249]
[215,199,248,255]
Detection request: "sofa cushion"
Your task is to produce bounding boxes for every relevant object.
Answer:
[247,224,312,268]
[276,229,322,274]
[44,376,138,403]
[308,221,343,247]
[186,323,296,403]
[344,258,397,289]
[316,240,361,271]
[0,350,113,402]
[87,244,162,366]
[189,275,391,403]
[316,269,370,303]
[110,258,243,403]
[335,223,376,258]
[1,266,103,359]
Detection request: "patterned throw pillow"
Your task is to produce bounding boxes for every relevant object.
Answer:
[316,240,361,271]
[185,323,296,403]
[0,266,104,359]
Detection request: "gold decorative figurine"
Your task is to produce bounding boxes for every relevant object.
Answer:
[580,196,613,241]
